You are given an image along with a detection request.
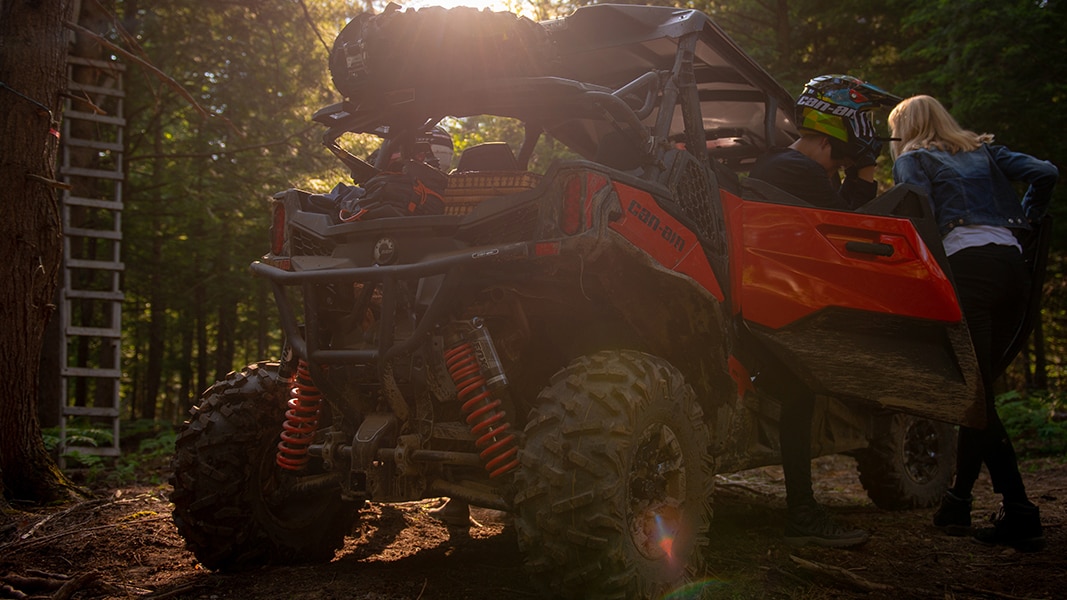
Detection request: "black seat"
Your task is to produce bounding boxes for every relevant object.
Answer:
[455,142,519,172]
[740,177,814,207]
[595,130,646,171]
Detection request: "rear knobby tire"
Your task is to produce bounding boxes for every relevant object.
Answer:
[169,362,357,570]
[855,413,957,510]
[515,350,714,600]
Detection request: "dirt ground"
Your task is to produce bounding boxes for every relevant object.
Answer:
[1,454,1063,600]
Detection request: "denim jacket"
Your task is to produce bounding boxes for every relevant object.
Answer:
[892,144,1058,236]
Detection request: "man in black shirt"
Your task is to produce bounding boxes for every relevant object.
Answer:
[749,140,876,210]
[748,74,899,547]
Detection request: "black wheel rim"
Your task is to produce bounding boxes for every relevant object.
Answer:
[902,419,941,484]
[628,422,687,561]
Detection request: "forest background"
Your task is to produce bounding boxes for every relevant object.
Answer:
[24,0,1067,476]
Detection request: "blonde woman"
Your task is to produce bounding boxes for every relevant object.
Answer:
[889,95,1057,552]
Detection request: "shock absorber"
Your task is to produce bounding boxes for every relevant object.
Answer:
[276,359,322,471]
[444,318,519,478]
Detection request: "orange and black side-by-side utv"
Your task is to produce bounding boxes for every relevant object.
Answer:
[170,4,1048,599]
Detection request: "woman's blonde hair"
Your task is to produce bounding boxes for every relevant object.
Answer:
[888,95,993,157]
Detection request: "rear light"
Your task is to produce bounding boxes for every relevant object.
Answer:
[562,177,583,234]
[270,203,286,255]
[561,172,608,235]
[534,241,561,256]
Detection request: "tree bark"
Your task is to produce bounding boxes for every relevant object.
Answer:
[1032,315,1048,390]
[0,0,80,503]
[141,124,165,421]
[196,270,209,397]
[213,222,236,382]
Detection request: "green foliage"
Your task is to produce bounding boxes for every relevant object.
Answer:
[445,116,579,173]
[63,452,109,472]
[41,423,113,452]
[46,420,177,488]
[118,0,359,418]
[996,390,1067,458]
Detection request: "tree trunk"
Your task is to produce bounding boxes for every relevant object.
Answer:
[257,280,270,362]
[214,222,236,382]
[0,0,80,503]
[1032,314,1048,390]
[0,465,10,522]
[773,0,791,65]
[37,286,63,429]
[142,127,166,421]
[142,222,164,421]
[196,273,209,395]
[177,322,193,421]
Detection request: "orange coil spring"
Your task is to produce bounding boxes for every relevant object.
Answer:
[276,360,322,471]
[444,342,519,478]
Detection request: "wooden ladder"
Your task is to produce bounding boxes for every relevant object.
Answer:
[57,55,126,465]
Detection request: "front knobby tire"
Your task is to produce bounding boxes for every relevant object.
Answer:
[169,362,357,570]
[515,350,714,600]
[855,413,957,510]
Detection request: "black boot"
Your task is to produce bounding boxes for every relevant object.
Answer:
[932,491,972,536]
[784,504,869,548]
[974,501,1045,552]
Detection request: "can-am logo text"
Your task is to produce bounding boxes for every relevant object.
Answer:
[797,95,857,117]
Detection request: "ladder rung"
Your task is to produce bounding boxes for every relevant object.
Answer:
[66,258,125,271]
[68,56,126,71]
[60,362,121,375]
[65,326,121,339]
[62,445,121,457]
[65,227,122,240]
[67,80,127,99]
[61,166,124,180]
[65,289,125,301]
[63,109,126,126]
[63,405,120,417]
[64,196,123,210]
[64,137,123,152]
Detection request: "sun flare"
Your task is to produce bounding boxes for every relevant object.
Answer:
[403,0,518,12]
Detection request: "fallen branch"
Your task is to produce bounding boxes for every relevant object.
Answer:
[953,583,1047,600]
[789,555,893,593]
[25,571,70,581]
[0,515,171,552]
[0,583,27,599]
[143,582,203,599]
[2,573,65,592]
[762,564,811,589]
[18,514,56,542]
[17,499,108,543]
[52,571,99,600]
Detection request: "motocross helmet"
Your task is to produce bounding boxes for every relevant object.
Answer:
[370,126,454,171]
[415,126,454,171]
[795,74,900,160]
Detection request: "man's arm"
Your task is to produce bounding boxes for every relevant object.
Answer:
[749,149,851,210]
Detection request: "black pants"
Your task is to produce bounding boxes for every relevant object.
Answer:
[780,387,816,508]
[759,360,817,508]
[948,244,1030,502]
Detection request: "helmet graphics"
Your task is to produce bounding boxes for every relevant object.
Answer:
[795,74,900,159]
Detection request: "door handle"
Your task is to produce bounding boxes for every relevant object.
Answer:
[845,241,895,257]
